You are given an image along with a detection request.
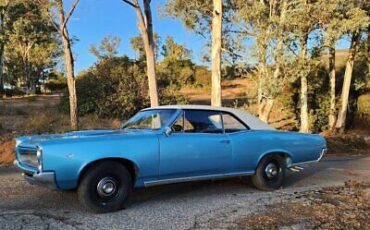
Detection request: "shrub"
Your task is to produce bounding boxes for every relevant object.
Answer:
[61,56,187,120]
[4,88,25,97]
[194,66,211,87]
[45,76,67,92]
[61,57,149,119]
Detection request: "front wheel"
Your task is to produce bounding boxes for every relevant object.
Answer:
[77,161,132,213]
[251,154,286,191]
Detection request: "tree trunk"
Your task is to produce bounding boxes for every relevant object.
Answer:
[211,0,222,107]
[257,39,267,118]
[0,44,4,95]
[328,45,336,130]
[0,8,5,95]
[299,33,309,133]
[259,98,274,122]
[142,0,159,107]
[131,0,159,107]
[367,25,370,79]
[56,0,78,130]
[258,0,286,121]
[335,32,360,132]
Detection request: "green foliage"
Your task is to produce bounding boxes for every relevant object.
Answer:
[60,53,188,120]
[89,36,121,60]
[193,66,211,87]
[45,73,67,92]
[130,33,160,61]
[2,1,61,89]
[61,56,149,119]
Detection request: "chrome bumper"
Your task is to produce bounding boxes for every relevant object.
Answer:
[317,148,327,162]
[14,160,57,190]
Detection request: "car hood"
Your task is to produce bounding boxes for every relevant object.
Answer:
[15,129,150,147]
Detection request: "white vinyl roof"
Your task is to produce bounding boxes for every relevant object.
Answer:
[143,105,275,130]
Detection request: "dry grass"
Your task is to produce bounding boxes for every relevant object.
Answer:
[0,140,15,166]
[0,95,122,166]
[235,180,370,230]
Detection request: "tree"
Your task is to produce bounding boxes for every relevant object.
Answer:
[37,0,80,130]
[335,2,369,132]
[90,36,121,60]
[0,0,9,94]
[130,32,160,61]
[211,0,222,106]
[286,0,321,133]
[164,0,229,106]
[235,0,290,122]
[121,0,159,107]
[161,36,190,61]
[158,36,194,86]
[318,0,346,130]
[5,1,60,90]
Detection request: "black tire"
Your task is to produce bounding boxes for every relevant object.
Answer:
[77,161,132,213]
[251,154,286,191]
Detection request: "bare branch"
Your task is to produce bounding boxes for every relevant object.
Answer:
[62,0,80,30]
[35,0,60,32]
[121,0,138,8]
[46,7,61,32]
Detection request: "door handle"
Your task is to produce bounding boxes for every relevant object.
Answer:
[220,139,230,144]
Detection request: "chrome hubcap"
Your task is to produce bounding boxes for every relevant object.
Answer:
[265,163,278,179]
[97,177,117,198]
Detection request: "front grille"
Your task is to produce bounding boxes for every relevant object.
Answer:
[18,147,38,167]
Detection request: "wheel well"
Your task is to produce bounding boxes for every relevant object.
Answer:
[257,152,291,168]
[78,158,138,185]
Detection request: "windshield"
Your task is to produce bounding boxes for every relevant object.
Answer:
[122,109,176,131]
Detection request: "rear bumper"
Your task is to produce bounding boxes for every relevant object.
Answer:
[317,148,327,162]
[14,160,57,190]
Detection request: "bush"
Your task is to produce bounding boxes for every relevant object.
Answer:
[61,56,187,120]
[194,66,211,87]
[354,93,370,129]
[61,57,149,119]
[4,88,25,97]
[45,76,67,92]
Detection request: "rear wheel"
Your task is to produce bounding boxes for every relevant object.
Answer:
[78,161,132,213]
[252,154,286,191]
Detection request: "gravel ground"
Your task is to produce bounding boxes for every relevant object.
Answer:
[0,154,369,230]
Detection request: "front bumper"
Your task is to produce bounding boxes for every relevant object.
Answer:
[14,160,57,190]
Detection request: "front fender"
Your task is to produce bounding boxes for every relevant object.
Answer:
[40,134,159,189]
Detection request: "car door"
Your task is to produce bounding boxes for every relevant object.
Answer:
[222,112,258,172]
[158,110,232,179]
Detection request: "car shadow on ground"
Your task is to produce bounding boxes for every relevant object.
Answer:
[2,156,355,212]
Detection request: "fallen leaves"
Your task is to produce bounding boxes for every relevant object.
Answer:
[236,180,370,230]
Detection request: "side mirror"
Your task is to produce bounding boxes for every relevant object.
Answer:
[164,127,172,137]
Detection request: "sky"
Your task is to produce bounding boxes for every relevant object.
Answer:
[66,0,351,74]
[67,0,206,73]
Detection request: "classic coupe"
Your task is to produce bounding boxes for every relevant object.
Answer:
[14,105,326,213]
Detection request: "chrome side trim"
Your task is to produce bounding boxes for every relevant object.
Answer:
[144,171,254,187]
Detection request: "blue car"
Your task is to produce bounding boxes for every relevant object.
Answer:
[14,105,326,213]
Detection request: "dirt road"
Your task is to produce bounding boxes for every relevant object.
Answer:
[0,154,369,230]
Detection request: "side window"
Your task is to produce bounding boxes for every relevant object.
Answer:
[222,113,248,133]
[171,113,184,132]
[184,110,223,134]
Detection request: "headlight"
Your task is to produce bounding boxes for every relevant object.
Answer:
[15,139,21,147]
[36,146,43,171]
